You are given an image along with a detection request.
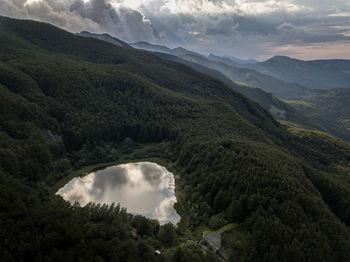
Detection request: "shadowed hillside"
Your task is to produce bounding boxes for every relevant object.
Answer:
[1,16,350,262]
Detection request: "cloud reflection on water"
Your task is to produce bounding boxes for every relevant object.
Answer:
[56,162,180,225]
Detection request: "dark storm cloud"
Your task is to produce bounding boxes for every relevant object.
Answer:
[138,9,199,44]
[69,0,159,41]
[0,0,159,42]
[205,17,238,36]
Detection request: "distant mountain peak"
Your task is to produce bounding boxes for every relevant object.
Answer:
[267,55,300,62]
[208,53,257,66]
[77,31,130,48]
[272,55,290,59]
[173,47,187,51]
[130,41,200,56]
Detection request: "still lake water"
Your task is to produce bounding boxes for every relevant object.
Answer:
[56,162,180,225]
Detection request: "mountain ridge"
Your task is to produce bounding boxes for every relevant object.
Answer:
[83,32,306,122]
[130,41,201,57]
[249,55,350,89]
[83,33,350,141]
[77,31,131,48]
[209,53,258,65]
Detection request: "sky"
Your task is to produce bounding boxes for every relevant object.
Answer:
[1,0,350,60]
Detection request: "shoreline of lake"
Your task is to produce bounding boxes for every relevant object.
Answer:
[56,161,181,225]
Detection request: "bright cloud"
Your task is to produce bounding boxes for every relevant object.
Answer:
[1,0,350,59]
[113,0,309,15]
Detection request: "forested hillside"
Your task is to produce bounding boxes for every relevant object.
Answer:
[126,39,350,142]
[286,88,350,142]
[1,16,350,262]
[155,52,316,129]
[88,34,309,125]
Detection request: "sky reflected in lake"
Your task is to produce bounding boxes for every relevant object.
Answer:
[56,162,180,225]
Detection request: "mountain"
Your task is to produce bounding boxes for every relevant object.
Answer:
[77,31,131,48]
[208,53,257,66]
[131,41,258,65]
[208,53,242,67]
[156,52,318,128]
[129,42,316,127]
[130,41,171,53]
[171,46,200,56]
[57,33,308,124]
[248,55,350,89]
[207,54,350,140]
[128,41,311,121]
[287,88,350,141]
[80,33,350,142]
[179,53,309,100]
[1,16,350,262]
[226,55,258,64]
[130,41,200,56]
[129,41,310,100]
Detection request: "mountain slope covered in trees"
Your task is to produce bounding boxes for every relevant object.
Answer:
[83,33,305,123]
[287,88,350,142]
[155,52,317,129]
[179,53,309,100]
[76,33,350,142]
[127,40,310,100]
[1,16,350,262]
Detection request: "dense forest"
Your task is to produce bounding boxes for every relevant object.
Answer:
[1,16,350,261]
[286,88,350,142]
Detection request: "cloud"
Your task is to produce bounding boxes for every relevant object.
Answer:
[0,0,159,42]
[119,0,309,15]
[205,17,238,36]
[69,0,159,41]
[1,0,350,59]
[136,0,350,58]
[0,0,102,32]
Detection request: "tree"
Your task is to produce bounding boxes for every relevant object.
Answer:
[226,199,245,223]
[157,223,177,246]
[133,215,152,237]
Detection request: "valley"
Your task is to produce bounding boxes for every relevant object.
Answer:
[128,39,350,143]
[1,15,350,262]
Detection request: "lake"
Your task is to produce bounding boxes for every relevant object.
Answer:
[56,162,180,225]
